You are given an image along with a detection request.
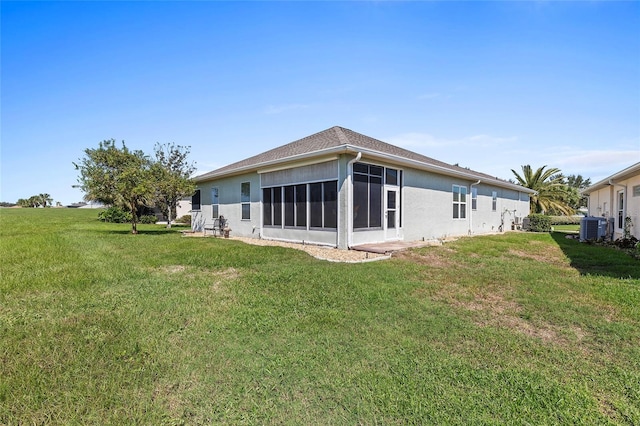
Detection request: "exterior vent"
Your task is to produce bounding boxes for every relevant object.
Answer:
[580,217,611,241]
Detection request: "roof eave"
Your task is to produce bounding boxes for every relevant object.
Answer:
[195,143,534,194]
[193,145,350,182]
[581,162,640,194]
[347,145,535,194]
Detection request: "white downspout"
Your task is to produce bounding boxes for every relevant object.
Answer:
[347,152,362,249]
[469,180,481,235]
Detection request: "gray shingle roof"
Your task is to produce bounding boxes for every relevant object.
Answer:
[195,126,532,192]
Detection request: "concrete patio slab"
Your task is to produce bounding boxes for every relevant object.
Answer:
[351,240,442,254]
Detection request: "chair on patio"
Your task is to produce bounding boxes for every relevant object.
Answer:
[205,215,230,237]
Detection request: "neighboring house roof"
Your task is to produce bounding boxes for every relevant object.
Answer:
[581,161,640,194]
[195,126,535,193]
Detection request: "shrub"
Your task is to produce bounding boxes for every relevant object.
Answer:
[528,214,552,232]
[614,236,639,250]
[139,215,158,224]
[549,215,582,226]
[175,215,191,224]
[98,206,132,223]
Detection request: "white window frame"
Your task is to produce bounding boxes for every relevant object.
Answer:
[241,182,251,220]
[471,187,478,211]
[617,190,624,229]
[452,185,467,219]
[211,187,219,219]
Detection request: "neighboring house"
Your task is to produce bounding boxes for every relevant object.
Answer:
[192,126,534,249]
[176,198,192,220]
[151,199,192,223]
[582,161,640,240]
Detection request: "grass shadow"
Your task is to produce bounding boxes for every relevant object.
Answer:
[550,232,640,279]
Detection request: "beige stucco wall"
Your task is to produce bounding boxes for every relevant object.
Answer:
[586,174,640,240]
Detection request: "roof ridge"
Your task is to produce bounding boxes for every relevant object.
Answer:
[332,126,351,146]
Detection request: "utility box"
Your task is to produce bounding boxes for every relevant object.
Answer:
[580,217,609,241]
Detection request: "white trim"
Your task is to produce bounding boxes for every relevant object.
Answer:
[347,152,362,248]
[195,144,534,194]
[257,156,339,174]
[582,162,640,194]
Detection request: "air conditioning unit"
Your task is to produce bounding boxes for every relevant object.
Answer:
[580,217,610,241]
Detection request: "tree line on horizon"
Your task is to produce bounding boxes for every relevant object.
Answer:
[12,193,56,208]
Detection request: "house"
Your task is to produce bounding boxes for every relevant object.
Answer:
[192,126,534,249]
[176,198,192,220]
[581,161,640,240]
[152,198,192,223]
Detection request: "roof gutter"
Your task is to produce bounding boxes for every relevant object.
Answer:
[194,144,535,194]
[469,180,481,235]
[347,152,362,249]
[582,162,640,195]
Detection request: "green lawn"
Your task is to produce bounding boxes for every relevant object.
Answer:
[1,208,639,425]
[553,224,580,233]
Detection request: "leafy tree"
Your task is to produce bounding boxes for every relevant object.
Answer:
[511,165,575,215]
[566,174,591,209]
[74,139,155,234]
[566,174,591,190]
[16,198,30,208]
[152,143,196,228]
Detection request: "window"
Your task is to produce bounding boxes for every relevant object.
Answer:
[273,187,282,226]
[323,181,337,229]
[492,191,497,212]
[617,191,624,229]
[283,185,306,227]
[452,185,467,219]
[191,189,201,211]
[310,183,322,228]
[211,187,219,218]
[262,188,272,225]
[471,187,478,210]
[310,181,337,229]
[284,186,295,226]
[295,184,307,227]
[353,163,382,229]
[264,181,336,230]
[634,185,640,197]
[241,182,250,220]
[385,168,398,185]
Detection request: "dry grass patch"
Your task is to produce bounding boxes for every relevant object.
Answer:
[443,290,589,347]
[507,242,572,269]
[154,265,241,285]
[395,247,457,268]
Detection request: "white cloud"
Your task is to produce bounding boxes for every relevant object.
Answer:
[553,150,639,169]
[387,132,517,150]
[263,104,310,115]
[543,149,640,182]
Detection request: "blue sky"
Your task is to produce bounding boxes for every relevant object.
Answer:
[2,1,639,205]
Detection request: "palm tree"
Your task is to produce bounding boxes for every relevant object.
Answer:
[511,165,575,215]
[39,193,53,208]
[28,195,41,208]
